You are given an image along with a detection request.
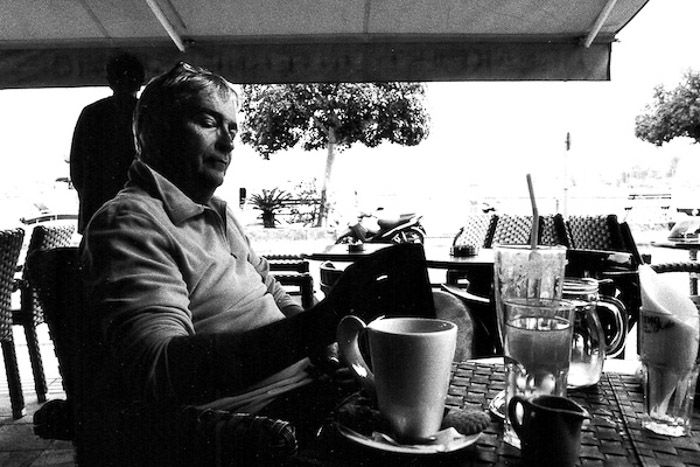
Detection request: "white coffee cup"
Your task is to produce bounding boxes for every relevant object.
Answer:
[337,316,457,442]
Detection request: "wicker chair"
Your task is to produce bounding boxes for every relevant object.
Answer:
[490,214,533,246]
[539,213,570,247]
[12,223,75,403]
[264,254,315,309]
[565,214,627,251]
[451,213,498,250]
[0,228,27,419]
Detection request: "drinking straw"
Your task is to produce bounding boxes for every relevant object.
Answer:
[526,174,539,249]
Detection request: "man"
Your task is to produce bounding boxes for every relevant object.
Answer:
[70,52,145,233]
[79,62,365,465]
[80,62,472,465]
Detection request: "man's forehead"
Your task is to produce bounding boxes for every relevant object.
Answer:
[185,90,238,115]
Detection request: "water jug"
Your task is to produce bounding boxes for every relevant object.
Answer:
[564,278,627,388]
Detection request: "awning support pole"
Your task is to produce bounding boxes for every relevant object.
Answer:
[145,0,187,52]
[583,0,618,48]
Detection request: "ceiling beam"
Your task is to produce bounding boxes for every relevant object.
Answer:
[0,39,611,88]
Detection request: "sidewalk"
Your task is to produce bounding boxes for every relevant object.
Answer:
[0,325,73,466]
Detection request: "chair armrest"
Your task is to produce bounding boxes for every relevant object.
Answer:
[439,283,490,306]
[650,262,700,274]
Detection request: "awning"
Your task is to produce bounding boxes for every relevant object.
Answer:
[0,0,650,88]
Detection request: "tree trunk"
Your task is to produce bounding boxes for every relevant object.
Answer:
[317,127,336,227]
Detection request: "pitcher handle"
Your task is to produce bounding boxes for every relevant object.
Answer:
[596,296,628,358]
[336,315,376,394]
[507,395,530,440]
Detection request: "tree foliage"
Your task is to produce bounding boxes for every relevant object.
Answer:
[239,83,430,159]
[635,71,700,146]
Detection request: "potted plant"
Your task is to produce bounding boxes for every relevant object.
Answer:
[248,188,291,228]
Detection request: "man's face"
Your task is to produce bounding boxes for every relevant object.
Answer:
[163,89,238,196]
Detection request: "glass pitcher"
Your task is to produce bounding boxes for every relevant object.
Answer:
[563,278,627,388]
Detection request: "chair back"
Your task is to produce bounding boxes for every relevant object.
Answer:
[565,214,626,251]
[452,214,497,249]
[25,246,84,400]
[539,214,570,247]
[264,254,315,308]
[322,243,435,319]
[0,229,25,341]
[22,224,76,324]
[491,214,533,246]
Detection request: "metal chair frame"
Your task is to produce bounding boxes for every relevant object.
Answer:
[0,228,27,419]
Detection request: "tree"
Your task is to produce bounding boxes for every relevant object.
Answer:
[635,71,700,146]
[240,83,430,226]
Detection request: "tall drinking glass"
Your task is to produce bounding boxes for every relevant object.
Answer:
[503,298,575,448]
[640,307,700,436]
[494,245,568,346]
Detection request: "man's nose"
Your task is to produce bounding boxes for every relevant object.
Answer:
[217,129,235,151]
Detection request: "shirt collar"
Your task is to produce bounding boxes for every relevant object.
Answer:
[127,159,227,225]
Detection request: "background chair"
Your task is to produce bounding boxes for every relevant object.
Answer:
[451,213,497,250]
[0,228,27,419]
[321,243,474,360]
[265,254,315,309]
[565,214,626,251]
[539,213,570,247]
[12,223,76,403]
[490,214,533,246]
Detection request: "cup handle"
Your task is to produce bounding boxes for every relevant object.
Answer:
[507,395,529,440]
[337,315,376,394]
[596,296,628,358]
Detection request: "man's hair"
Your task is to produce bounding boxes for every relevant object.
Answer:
[106,53,145,92]
[133,62,238,158]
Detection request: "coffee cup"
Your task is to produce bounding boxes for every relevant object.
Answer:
[337,315,457,442]
[508,395,589,467]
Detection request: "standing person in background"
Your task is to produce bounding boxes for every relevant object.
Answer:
[69,52,145,233]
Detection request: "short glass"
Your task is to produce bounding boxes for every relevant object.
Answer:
[494,245,567,346]
[640,307,700,437]
[503,298,575,448]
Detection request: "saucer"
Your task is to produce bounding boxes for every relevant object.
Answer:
[335,424,481,455]
[489,390,506,420]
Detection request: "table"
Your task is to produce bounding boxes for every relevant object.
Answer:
[651,239,700,295]
[305,244,495,293]
[299,361,700,466]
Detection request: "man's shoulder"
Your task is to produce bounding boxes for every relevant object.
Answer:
[80,96,116,116]
[93,187,168,227]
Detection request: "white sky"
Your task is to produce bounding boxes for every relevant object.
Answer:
[1,0,699,226]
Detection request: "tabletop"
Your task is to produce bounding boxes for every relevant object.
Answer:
[651,239,700,251]
[304,243,494,269]
[295,360,700,466]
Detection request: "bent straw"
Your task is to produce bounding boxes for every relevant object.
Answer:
[526,174,539,249]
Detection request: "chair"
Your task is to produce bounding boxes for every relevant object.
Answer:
[321,243,474,360]
[12,223,76,403]
[565,214,626,251]
[451,213,497,250]
[27,247,299,465]
[265,254,315,309]
[539,214,570,247]
[0,228,27,419]
[490,214,533,246]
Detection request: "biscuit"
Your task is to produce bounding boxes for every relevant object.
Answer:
[441,408,490,435]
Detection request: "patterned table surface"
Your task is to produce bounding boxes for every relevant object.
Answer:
[445,361,700,467]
